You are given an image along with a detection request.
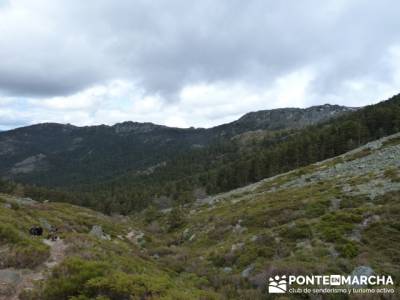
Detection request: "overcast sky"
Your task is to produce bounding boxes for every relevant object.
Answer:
[0,0,400,130]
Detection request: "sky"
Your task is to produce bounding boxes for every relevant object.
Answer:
[0,0,400,130]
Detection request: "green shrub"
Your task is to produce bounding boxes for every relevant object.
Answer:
[85,272,171,299]
[167,207,186,231]
[10,202,21,210]
[0,224,50,268]
[340,196,364,209]
[144,205,161,223]
[280,223,312,240]
[9,242,50,268]
[305,200,329,218]
[317,211,363,242]
[0,223,22,244]
[384,168,400,182]
[337,241,359,258]
[42,258,111,300]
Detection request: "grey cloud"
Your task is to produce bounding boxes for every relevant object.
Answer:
[0,0,399,100]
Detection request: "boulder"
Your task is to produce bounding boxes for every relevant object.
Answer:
[126,229,145,245]
[2,203,11,209]
[351,266,374,287]
[39,218,52,230]
[0,269,21,296]
[241,264,255,278]
[89,225,111,240]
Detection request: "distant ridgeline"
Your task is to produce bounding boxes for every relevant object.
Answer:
[0,94,400,214]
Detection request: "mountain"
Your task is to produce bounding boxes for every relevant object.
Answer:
[211,103,357,135]
[1,95,400,214]
[0,104,353,186]
[1,131,399,299]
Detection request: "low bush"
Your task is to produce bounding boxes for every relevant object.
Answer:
[0,223,50,268]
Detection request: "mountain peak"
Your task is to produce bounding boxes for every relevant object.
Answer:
[112,121,164,134]
[232,104,356,132]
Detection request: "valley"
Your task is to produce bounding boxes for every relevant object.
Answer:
[1,128,399,299]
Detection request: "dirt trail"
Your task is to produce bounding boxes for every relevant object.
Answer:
[2,239,67,300]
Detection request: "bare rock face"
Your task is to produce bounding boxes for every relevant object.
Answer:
[89,225,111,240]
[233,104,356,132]
[10,154,47,175]
[113,122,162,135]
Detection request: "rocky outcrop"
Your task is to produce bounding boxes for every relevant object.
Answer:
[89,225,111,240]
[10,154,47,175]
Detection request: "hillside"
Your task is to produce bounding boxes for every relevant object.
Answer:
[1,132,399,299]
[0,194,218,300]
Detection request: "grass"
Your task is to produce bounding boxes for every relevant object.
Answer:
[382,136,400,148]
[4,143,400,299]
[384,168,400,183]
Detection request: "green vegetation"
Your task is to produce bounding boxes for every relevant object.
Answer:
[0,95,400,299]
[1,94,400,215]
[1,127,400,298]
[384,168,400,182]
[0,216,50,268]
[0,194,219,300]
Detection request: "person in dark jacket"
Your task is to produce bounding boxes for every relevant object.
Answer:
[29,226,43,236]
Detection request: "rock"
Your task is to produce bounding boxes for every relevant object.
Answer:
[39,218,52,230]
[2,203,11,209]
[182,228,191,239]
[328,245,339,258]
[342,185,352,193]
[0,269,21,296]
[360,215,380,228]
[11,153,47,175]
[249,272,267,288]
[233,223,247,234]
[296,239,312,250]
[126,229,145,245]
[348,229,361,242]
[250,235,258,242]
[89,225,111,240]
[351,266,374,287]
[241,264,255,278]
[329,198,341,211]
[14,197,37,206]
[223,267,232,273]
[231,242,244,252]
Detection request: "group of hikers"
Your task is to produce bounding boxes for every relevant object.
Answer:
[29,225,59,241]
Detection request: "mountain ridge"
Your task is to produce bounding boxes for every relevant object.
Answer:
[0,103,354,184]
[3,103,355,133]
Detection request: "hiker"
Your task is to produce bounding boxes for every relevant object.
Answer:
[29,226,43,236]
[48,225,58,241]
